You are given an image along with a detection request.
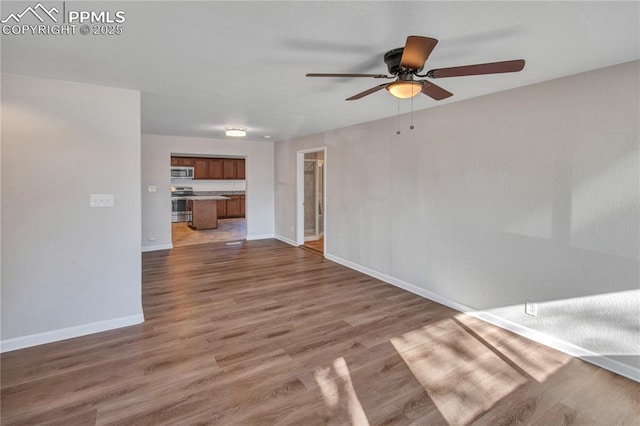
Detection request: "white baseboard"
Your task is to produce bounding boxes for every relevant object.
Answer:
[324,253,471,313]
[324,253,640,383]
[141,243,173,252]
[469,310,640,382]
[246,233,275,241]
[0,313,145,353]
[275,234,297,246]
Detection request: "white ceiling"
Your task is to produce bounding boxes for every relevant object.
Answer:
[1,1,638,142]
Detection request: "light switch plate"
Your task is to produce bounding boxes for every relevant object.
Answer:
[148,185,157,193]
[90,194,114,207]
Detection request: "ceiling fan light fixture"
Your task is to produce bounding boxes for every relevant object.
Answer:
[306,35,524,103]
[386,81,423,99]
[225,128,247,137]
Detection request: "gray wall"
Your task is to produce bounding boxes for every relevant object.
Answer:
[142,134,274,250]
[275,61,639,376]
[1,74,144,349]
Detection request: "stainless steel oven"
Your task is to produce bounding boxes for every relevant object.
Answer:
[171,186,193,223]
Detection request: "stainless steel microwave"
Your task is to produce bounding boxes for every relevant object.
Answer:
[171,166,194,179]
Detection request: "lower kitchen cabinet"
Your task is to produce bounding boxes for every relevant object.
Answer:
[216,199,226,217]
[226,196,241,217]
[217,195,245,219]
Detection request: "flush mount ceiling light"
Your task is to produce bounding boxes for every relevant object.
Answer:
[386,81,423,99]
[225,128,247,137]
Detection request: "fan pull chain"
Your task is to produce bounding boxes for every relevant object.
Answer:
[410,95,415,130]
[396,98,401,135]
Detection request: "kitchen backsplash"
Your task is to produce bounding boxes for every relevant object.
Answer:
[171,179,246,191]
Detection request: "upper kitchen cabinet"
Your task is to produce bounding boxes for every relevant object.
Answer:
[223,159,236,179]
[228,158,245,179]
[193,158,209,179]
[171,157,246,180]
[236,159,246,179]
[209,159,223,180]
[171,157,195,167]
[219,158,245,180]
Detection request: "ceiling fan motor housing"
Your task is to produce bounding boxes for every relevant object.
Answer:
[384,48,423,75]
[384,48,403,74]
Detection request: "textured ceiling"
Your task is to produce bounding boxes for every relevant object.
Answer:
[1,1,639,142]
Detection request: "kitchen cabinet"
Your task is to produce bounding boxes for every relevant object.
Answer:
[193,158,209,179]
[194,158,223,180]
[171,157,245,180]
[216,194,245,219]
[236,159,246,179]
[216,199,227,217]
[223,159,236,179]
[209,159,223,179]
[171,157,195,167]
[226,195,241,217]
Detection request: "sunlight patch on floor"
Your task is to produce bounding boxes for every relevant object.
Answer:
[453,314,573,383]
[314,357,370,425]
[391,318,529,425]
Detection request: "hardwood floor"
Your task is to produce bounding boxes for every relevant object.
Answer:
[1,239,638,425]
[303,237,324,255]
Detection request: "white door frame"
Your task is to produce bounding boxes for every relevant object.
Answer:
[296,147,327,252]
[303,158,318,241]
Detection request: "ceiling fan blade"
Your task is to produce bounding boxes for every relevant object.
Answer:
[420,81,453,101]
[426,59,525,78]
[400,36,438,70]
[306,73,390,78]
[346,83,389,101]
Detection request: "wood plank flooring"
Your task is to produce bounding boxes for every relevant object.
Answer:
[303,237,324,255]
[1,239,638,425]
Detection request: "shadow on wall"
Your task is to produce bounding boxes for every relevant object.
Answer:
[406,137,638,364]
[500,140,638,259]
[388,108,639,304]
[416,114,638,259]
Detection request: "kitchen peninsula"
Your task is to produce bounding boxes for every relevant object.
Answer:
[184,195,229,230]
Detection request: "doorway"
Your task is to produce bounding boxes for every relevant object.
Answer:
[297,147,326,255]
[170,154,247,248]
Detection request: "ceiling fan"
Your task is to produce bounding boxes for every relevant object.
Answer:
[306,36,525,101]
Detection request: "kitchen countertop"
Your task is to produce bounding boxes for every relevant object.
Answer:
[172,195,230,201]
[193,191,245,196]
